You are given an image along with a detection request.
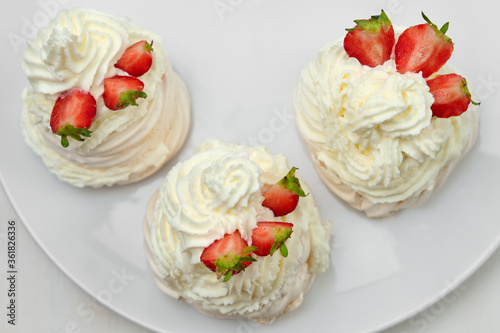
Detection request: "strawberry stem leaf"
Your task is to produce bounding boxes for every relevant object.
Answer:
[461,78,481,106]
[440,22,449,34]
[223,269,233,282]
[144,40,154,52]
[268,227,293,257]
[56,124,93,148]
[240,257,257,263]
[279,167,308,197]
[115,90,147,109]
[270,241,279,256]
[376,9,392,28]
[60,135,69,148]
[421,12,452,43]
[213,245,257,282]
[241,246,258,256]
[346,9,391,33]
[421,12,433,26]
[279,243,288,257]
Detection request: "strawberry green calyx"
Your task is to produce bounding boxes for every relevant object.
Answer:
[115,90,147,109]
[347,9,392,33]
[56,124,92,148]
[376,9,391,26]
[422,12,453,44]
[461,78,481,106]
[279,167,307,197]
[144,40,154,52]
[215,246,257,282]
[270,228,293,257]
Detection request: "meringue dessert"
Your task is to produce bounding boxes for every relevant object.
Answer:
[294,11,479,217]
[21,8,190,187]
[143,139,330,324]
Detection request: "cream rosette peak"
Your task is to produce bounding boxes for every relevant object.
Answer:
[294,31,478,217]
[24,8,131,96]
[144,139,330,323]
[20,7,191,187]
[161,148,263,263]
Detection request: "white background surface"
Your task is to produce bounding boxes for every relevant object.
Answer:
[2,1,500,332]
[1,185,500,333]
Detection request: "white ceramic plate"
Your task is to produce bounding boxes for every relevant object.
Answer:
[1,1,499,332]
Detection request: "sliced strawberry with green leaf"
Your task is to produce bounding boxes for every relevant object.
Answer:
[343,9,395,67]
[395,12,454,78]
[114,40,154,77]
[262,167,307,217]
[49,88,96,148]
[427,73,480,118]
[200,230,257,282]
[251,222,293,257]
[103,75,147,111]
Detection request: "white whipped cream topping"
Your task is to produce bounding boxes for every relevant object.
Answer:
[20,8,190,187]
[294,33,478,207]
[146,139,330,322]
[161,147,262,262]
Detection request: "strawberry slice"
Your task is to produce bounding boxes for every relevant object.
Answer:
[343,9,395,67]
[251,222,293,257]
[200,230,257,282]
[103,75,147,111]
[395,12,454,78]
[427,73,480,118]
[262,167,307,217]
[49,88,96,148]
[114,40,154,77]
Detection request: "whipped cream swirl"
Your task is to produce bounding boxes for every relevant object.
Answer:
[23,8,130,96]
[147,139,330,321]
[20,8,190,187]
[161,148,262,262]
[295,36,478,204]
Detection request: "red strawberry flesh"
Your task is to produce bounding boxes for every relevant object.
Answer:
[427,73,479,118]
[103,75,147,111]
[49,88,96,148]
[344,9,395,67]
[200,230,256,281]
[114,40,153,77]
[262,167,307,217]
[395,12,454,78]
[251,222,293,257]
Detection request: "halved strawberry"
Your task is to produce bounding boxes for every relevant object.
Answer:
[103,75,147,111]
[427,73,480,118]
[262,167,307,217]
[395,12,454,78]
[114,40,153,77]
[343,9,395,67]
[251,222,293,257]
[49,88,96,148]
[200,230,257,282]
